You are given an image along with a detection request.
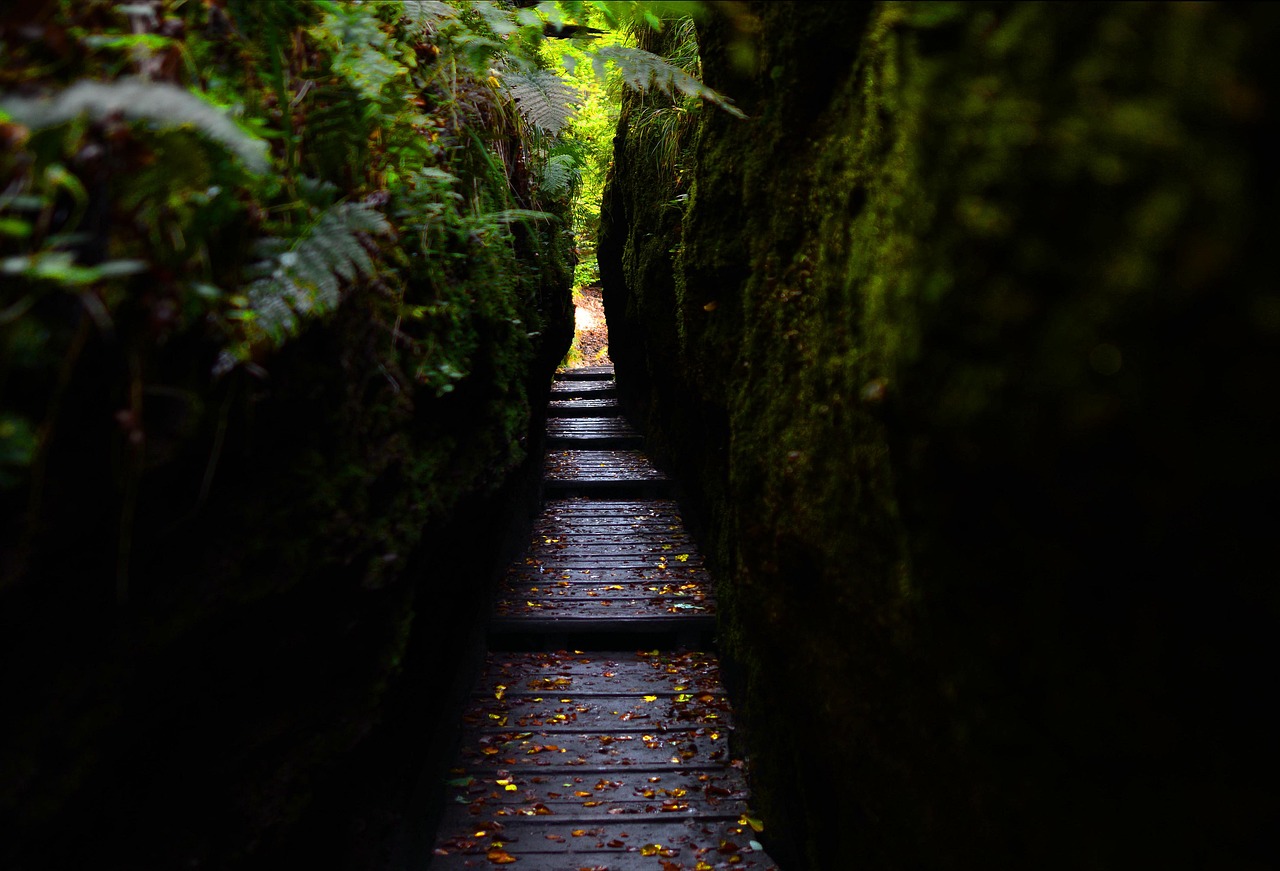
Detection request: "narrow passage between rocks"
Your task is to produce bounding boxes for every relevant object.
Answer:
[427,365,777,870]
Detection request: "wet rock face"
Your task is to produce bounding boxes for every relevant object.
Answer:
[601,3,1280,868]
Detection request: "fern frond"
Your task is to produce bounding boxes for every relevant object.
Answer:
[236,200,390,355]
[486,208,558,224]
[592,45,745,118]
[314,8,402,102]
[472,0,520,37]
[538,153,580,198]
[500,69,581,135]
[0,77,271,172]
[402,0,457,27]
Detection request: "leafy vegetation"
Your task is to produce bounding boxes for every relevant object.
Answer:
[0,2,744,867]
[0,0,740,489]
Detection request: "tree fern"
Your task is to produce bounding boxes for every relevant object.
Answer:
[592,45,744,117]
[0,78,271,172]
[538,153,581,199]
[501,69,582,135]
[218,200,390,373]
[402,0,457,28]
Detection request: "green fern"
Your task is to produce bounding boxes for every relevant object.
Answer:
[538,153,581,198]
[501,69,582,135]
[217,200,390,373]
[311,7,403,102]
[0,77,271,172]
[592,45,744,117]
[402,0,458,27]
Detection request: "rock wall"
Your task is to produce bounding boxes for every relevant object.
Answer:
[0,2,583,864]
[599,2,1279,867]
[1,182,572,871]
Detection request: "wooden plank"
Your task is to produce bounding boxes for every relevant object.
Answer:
[537,500,684,520]
[440,767,746,805]
[476,651,724,693]
[430,818,776,869]
[554,365,615,380]
[547,397,621,417]
[547,419,641,440]
[488,615,716,641]
[495,601,713,621]
[550,380,617,398]
[544,451,669,482]
[506,566,710,583]
[549,419,639,434]
[461,691,732,732]
[546,420,644,449]
[500,578,710,601]
[526,533,697,547]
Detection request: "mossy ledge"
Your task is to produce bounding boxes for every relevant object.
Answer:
[600,2,1280,867]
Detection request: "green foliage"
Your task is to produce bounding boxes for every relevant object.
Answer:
[0,0,739,494]
[501,68,582,135]
[221,200,391,372]
[593,44,743,117]
[0,78,270,173]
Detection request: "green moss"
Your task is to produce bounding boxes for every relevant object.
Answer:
[602,2,1279,867]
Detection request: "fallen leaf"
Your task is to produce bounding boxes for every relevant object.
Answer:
[486,848,517,864]
[640,844,664,856]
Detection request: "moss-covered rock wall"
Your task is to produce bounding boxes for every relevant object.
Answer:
[1,3,579,866]
[1,232,571,871]
[599,2,1279,867]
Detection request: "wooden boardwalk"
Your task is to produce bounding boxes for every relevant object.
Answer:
[428,366,777,870]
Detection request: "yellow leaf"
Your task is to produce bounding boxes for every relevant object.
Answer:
[740,815,765,833]
[703,300,718,311]
[676,554,689,562]
[640,844,663,856]
[486,847,517,864]
[643,695,658,702]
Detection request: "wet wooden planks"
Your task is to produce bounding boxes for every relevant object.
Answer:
[431,652,771,870]
[548,396,622,417]
[547,418,643,449]
[555,365,616,381]
[544,450,669,484]
[492,497,715,642]
[429,365,776,870]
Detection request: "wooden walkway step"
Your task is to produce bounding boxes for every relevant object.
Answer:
[547,418,643,449]
[550,379,617,399]
[543,450,671,499]
[554,365,616,380]
[429,651,772,870]
[428,365,777,870]
[548,396,621,417]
